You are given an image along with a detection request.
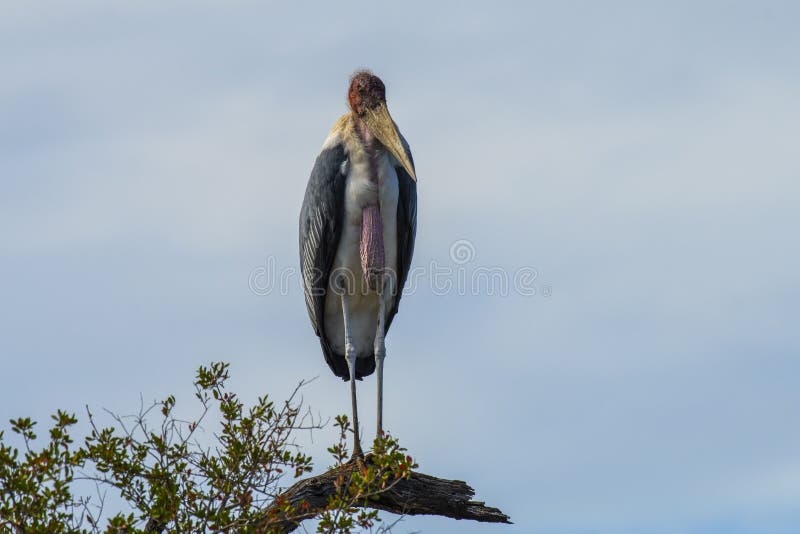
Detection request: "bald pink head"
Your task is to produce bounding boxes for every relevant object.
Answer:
[348,70,386,116]
[345,69,417,181]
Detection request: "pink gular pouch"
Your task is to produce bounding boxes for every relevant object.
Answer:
[360,204,385,291]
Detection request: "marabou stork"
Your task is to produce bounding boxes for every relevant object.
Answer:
[299,71,417,457]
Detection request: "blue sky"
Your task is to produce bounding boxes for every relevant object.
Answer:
[1,1,799,532]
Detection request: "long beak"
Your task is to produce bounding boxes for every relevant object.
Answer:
[364,102,416,181]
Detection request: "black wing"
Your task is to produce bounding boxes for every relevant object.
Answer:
[299,143,350,378]
[386,148,417,332]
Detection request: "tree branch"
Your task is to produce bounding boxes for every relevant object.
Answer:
[258,456,511,532]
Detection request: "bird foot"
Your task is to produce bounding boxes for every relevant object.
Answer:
[349,447,367,469]
[349,452,378,473]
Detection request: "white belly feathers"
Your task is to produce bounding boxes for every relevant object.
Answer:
[323,145,399,359]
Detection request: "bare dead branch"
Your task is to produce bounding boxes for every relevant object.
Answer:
[257,456,511,533]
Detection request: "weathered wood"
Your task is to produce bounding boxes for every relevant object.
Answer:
[257,456,511,532]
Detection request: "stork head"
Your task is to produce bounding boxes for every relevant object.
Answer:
[347,70,416,181]
[348,70,386,116]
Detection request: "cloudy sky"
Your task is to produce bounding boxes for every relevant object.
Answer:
[2,1,799,532]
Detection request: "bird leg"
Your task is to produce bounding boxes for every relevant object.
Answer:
[374,273,392,438]
[341,293,363,458]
